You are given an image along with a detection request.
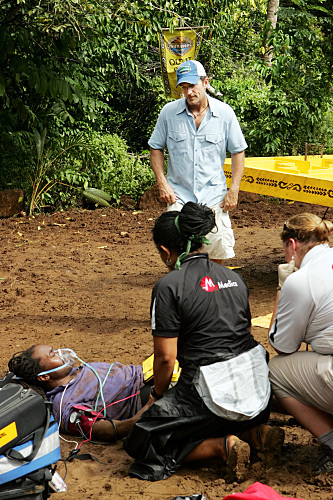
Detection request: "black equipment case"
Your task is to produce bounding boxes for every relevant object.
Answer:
[0,380,61,498]
[0,384,47,456]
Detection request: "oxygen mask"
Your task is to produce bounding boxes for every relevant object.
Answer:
[54,348,77,368]
[37,348,78,376]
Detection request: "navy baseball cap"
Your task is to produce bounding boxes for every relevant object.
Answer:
[176,61,207,87]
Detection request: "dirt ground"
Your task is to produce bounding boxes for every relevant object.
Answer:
[0,191,332,500]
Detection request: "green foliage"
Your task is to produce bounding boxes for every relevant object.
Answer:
[210,71,270,156]
[82,188,111,207]
[29,131,155,210]
[72,132,155,205]
[108,77,171,150]
[0,129,33,192]
[246,0,333,155]
[207,0,333,156]
[26,128,87,214]
[1,0,333,213]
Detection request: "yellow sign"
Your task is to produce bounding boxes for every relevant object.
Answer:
[0,421,18,449]
[159,27,205,99]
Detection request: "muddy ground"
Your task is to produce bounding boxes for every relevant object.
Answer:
[0,191,332,499]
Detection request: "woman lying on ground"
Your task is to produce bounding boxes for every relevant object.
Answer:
[8,345,150,442]
[268,213,333,474]
[124,202,284,482]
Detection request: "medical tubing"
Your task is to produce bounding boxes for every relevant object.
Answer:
[37,358,71,376]
[58,355,140,447]
[75,356,108,417]
[94,363,114,414]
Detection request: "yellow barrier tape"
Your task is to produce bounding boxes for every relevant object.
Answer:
[143,354,181,383]
[224,155,333,207]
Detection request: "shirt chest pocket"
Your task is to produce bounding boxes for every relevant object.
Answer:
[197,133,225,159]
[168,131,187,156]
[205,133,225,146]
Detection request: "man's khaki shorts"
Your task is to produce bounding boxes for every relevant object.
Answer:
[167,201,235,260]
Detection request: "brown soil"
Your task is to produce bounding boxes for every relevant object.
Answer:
[0,192,332,500]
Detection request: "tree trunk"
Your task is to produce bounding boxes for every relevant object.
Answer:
[263,0,279,65]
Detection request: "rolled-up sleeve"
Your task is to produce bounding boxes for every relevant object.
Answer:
[148,108,168,150]
[226,110,248,154]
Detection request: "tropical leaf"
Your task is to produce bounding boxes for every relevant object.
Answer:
[82,190,111,207]
[83,187,112,201]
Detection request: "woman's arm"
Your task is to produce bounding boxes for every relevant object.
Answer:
[90,399,152,442]
[268,291,286,354]
[268,290,280,332]
[152,336,178,397]
[268,277,312,354]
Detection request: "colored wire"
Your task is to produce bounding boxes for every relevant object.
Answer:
[94,363,114,415]
[78,389,140,449]
[75,356,108,417]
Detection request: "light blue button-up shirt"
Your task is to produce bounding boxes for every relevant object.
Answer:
[148,95,248,206]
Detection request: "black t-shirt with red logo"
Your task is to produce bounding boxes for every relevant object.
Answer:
[151,253,257,370]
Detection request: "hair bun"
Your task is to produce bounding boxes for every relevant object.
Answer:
[179,202,216,238]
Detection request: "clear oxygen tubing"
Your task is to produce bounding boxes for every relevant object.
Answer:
[37,348,76,376]
[41,349,113,419]
[94,363,114,414]
[37,359,71,376]
[54,349,136,421]
[74,354,113,418]
[50,349,111,418]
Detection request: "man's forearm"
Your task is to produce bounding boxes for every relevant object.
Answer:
[221,150,245,210]
[230,150,245,193]
[150,148,166,184]
[150,147,176,204]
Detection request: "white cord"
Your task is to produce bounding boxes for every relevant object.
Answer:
[58,381,79,449]
[59,434,79,447]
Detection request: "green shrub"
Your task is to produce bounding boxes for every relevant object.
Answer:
[72,132,155,204]
[43,132,155,210]
[0,127,155,212]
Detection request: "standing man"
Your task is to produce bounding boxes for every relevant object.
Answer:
[149,60,247,263]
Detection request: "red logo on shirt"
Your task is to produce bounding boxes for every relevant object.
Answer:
[201,276,217,292]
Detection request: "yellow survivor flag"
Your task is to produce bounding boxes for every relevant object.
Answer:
[159,27,205,99]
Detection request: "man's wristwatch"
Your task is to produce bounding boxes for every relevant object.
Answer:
[151,385,163,400]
